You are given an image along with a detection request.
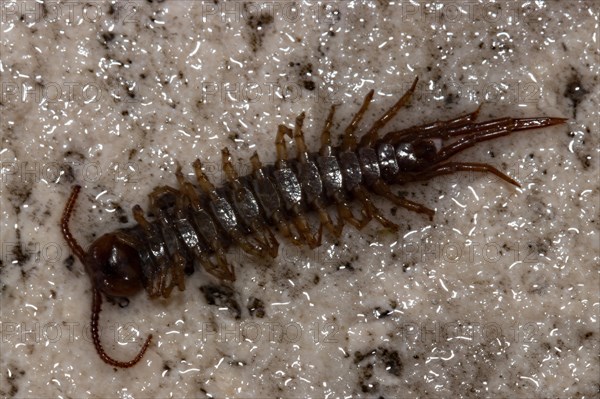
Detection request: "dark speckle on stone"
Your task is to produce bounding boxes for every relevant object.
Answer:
[374,307,392,319]
[64,255,75,272]
[565,73,589,110]
[11,228,30,265]
[101,32,115,43]
[354,346,403,393]
[338,261,354,271]
[117,297,130,308]
[303,80,316,91]
[299,63,313,77]
[61,163,75,183]
[245,6,274,52]
[201,285,241,319]
[115,206,128,224]
[380,347,403,376]
[361,382,379,393]
[247,296,265,318]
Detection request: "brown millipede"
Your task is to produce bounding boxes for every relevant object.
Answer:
[61,77,567,368]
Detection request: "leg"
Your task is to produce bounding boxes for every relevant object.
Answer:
[221,147,239,182]
[319,104,337,155]
[192,159,218,198]
[381,104,482,145]
[314,197,343,238]
[292,212,323,249]
[359,76,418,148]
[341,89,374,151]
[272,210,305,247]
[276,124,293,164]
[434,117,568,162]
[400,161,521,187]
[333,191,372,230]
[292,112,308,156]
[159,252,186,298]
[372,179,435,221]
[352,185,399,231]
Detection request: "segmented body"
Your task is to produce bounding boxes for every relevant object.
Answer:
[61,77,567,368]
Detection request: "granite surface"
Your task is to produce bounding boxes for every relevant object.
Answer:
[1,1,598,398]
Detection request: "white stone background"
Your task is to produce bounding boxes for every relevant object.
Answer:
[1,1,598,398]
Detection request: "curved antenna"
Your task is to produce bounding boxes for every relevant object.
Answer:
[61,185,87,263]
[61,185,152,367]
[91,287,153,368]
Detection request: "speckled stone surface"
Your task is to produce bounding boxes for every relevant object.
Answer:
[1,1,598,398]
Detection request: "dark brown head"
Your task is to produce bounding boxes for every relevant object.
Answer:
[84,233,144,298]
